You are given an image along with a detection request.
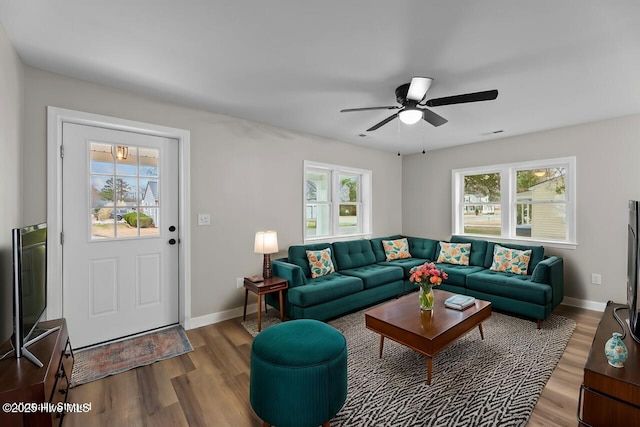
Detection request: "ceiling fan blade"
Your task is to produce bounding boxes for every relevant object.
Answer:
[340,106,400,113]
[424,89,498,107]
[366,113,397,132]
[421,108,448,127]
[406,77,433,102]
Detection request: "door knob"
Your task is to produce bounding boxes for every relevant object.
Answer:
[169,225,176,232]
[169,239,177,245]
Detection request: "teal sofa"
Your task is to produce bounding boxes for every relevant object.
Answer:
[268,235,563,328]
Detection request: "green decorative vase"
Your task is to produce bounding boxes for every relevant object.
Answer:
[419,285,435,311]
[604,332,628,368]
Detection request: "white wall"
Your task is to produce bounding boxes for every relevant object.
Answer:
[403,114,640,306]
[23,67,403,320]
[0,24,24,342]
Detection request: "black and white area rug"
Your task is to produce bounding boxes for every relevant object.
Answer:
[242,308,576,426]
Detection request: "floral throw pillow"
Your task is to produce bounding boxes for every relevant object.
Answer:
[490,244,532,275]
[306,248,336,278]
[436,242,471,266]
[382,238,412,261]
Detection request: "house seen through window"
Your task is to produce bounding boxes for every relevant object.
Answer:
[453,157,575,245]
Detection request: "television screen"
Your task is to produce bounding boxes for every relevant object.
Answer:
[628,201,640,342]
[12,223,47,351]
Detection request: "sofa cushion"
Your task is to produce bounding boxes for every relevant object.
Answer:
[306,247,336,278]
[287,273,363,307]
[340,264,404,289]
[406,237,438,260]
[466,271,552,305]
[289,243,337,278]
[377,258,428,278]
[436,242,471,266]
[489,244,532,275]
[333,240,376,270]
[450,236,489,267]
[484,241,544,273]
[435,263,485,287]
[382,238,411,261]
[370,235,404,262]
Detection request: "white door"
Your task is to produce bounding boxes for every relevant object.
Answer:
[62,123,179,348]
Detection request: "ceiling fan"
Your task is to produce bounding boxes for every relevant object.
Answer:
[340,77,498,132]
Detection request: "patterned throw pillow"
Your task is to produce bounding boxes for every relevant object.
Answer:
[382,238,412,261]
[490,244,532,275]
[436,242,471,266]
[306,248,336,278]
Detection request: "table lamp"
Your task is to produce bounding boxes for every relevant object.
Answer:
[254,231,279,279]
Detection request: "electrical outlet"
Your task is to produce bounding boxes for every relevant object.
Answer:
[591,273,602,285]
[197,213,211,226]
[236,277,244,289]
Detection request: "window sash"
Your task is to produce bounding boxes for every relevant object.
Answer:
[304,161,371,241]
[453,157,576,245]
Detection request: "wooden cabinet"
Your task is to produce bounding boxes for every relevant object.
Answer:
[0,319,74,427]
[579,302,640,425]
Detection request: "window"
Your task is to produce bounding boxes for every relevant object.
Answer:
[304,161,371,241]
[90,142,160,240]
[452,157,576,246]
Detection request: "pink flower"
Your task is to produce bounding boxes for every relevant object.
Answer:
[408,262,447,287]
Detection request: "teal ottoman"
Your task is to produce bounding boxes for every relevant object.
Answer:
[250,319,348,427]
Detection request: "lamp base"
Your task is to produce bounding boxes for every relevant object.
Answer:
[263,254,273,279]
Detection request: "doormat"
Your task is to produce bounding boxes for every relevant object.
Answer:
[70,325,193,387]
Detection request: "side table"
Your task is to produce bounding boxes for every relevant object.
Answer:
[243,276,288,332]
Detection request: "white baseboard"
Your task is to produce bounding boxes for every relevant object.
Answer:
[187,297,608,330]
[561,296,607,312]
[188,302,261,329]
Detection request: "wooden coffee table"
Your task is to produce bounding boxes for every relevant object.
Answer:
[365,289,491,385]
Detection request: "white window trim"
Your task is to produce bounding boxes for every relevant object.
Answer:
[304,160,372,243]
[452,157,577,249]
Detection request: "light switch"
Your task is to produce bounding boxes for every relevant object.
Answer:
[197,213,211,226]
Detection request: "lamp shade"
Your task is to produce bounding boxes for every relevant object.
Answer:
[399,108,423,125]
[254,231,279,254]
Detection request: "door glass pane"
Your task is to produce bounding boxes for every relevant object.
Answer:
[139,148,159,177]
[90,143,114,174]
[91,210,115,239]
[91,175,112,209]
[116,177,138,207]
[140,178,159,207]
[115,146,138,176]
[140,207,159,236]
[463,173,501,236]
[89,142,161,240]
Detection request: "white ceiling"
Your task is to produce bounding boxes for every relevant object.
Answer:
[2,1,640,154]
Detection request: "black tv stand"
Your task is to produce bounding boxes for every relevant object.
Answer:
[19,325,61,367]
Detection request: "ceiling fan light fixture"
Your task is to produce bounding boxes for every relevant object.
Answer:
[399,108,422,125]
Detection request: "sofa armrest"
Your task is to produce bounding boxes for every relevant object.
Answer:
[272,258,308,288]
[531,256,564,309]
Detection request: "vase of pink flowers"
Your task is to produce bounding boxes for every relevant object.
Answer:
[409,262,448,311]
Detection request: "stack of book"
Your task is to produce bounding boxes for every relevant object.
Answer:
[444,294,476,310]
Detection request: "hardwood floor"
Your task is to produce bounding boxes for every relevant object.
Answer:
[66,305,601,427]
